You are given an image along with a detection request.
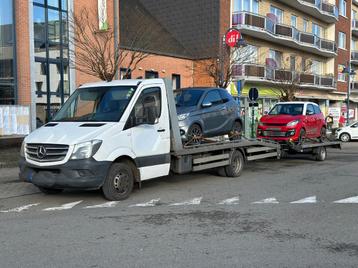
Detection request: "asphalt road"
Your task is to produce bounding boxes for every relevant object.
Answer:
[0,143,358,267]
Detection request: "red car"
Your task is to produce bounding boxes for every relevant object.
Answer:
[257,102,326,143]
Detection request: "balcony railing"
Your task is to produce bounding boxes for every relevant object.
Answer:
[233,63,336,89]
[232,12,337,55]
[301,0,338,17]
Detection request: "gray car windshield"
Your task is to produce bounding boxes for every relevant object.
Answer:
[175,90,204,107]
[53,86,137,122]
[269,104,304,116]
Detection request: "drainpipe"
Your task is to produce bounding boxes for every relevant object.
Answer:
[114,0,119,80]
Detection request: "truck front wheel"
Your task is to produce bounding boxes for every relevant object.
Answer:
[102,162,134,201]
[224,150,244,177]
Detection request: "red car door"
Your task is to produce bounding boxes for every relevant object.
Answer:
[305,104,316,137]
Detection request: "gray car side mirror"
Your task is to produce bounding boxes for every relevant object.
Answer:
[202,102,213,108]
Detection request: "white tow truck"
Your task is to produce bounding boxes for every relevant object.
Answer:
[19,79,340,200]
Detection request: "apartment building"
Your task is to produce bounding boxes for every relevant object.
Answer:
[231,0,358,132]
[351,0,358,106]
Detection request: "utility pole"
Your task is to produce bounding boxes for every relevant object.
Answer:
[342,63,356,125]
[114,0,119,80]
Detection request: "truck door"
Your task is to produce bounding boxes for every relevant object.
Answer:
[125,85,170,180]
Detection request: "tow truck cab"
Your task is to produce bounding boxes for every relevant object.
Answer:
[20,79,173,200]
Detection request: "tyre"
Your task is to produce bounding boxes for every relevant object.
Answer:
[38,187,63,195]
[340,133,351,142]
[298,129,306,145]
[314,146,327,161]
[102,162,134,201]
[224,150,244,177]
[229,121,242,141]
[187,124,203,145]
[319,127,327,142]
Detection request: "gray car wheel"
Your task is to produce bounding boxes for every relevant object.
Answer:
[229,121,242,141]
[187,124,203,145]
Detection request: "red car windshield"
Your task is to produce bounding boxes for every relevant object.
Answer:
[269,104,304,116]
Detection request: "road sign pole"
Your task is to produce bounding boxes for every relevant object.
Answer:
[251,104,255,139]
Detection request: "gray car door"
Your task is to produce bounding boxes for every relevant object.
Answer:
[200,90,223,135]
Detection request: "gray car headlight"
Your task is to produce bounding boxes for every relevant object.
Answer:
[71,140,102,160]
[178,113,190,121]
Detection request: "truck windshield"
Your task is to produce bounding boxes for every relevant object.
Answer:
[175,89,204,107]
[269,104,304,116]
[53,86,137,122]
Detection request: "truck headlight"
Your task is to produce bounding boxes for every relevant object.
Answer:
[287,120,300,127]
[20,141,25,157]
[178,113,190,121]
[71,140,102,160]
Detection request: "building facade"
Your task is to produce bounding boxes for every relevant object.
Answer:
[231,0,358,134]
[1,0,358,137]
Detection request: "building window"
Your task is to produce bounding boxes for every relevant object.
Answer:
[120,68,132,79]
[172,74,181,90]
[234,0,259,13]
[291,15,297,28]
[0,0,16,104]
[312,23,322,38]
[338,32,346,49]
[145,71,159,79]
[338,64,346,81]
[270,6,283,23]
[352,39,356,51]
[33,0,69,124]
[339,0,346,17]
[268,49,282,68]
[353,10,357,20]
[311,60,322,75]
[303,19,309,32]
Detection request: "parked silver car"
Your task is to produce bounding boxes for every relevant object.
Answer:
[175,87,242,144]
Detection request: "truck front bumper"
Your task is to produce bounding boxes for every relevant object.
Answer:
[19,157,111,190]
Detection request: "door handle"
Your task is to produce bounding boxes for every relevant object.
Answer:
[157,129,166,132]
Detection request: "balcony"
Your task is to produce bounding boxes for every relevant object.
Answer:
[233,63,336,90]
[276,0,338,23]
[352,20,358,37]
[352,51,358,65]
[232,12,337,58]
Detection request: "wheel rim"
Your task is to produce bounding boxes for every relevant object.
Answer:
[320,148,326,159]
[232,155,242,174]
[188,126,202,144]
[341,134,349,142]
[113,171,130,194]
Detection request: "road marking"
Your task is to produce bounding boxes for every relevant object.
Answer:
[129,199,161,207]
[333,196,358,203]
[218,197,239,205]
[0,203,40,213]
[291,196,317,204]
[43,201,83,211]
[253,197,279,204]
[169,197,202,206]
[84,201,119,209]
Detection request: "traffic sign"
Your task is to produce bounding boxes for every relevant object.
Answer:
[225,29,241,48]
[248,87,259,101]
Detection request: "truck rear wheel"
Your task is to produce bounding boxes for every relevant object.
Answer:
[224,150,244,177]
[102,162,134,201]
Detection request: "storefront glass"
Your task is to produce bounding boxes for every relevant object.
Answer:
[0,0,16,104]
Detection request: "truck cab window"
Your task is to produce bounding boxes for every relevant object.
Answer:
[127,87,161,128]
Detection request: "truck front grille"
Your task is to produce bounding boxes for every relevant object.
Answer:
[26,143,69,162]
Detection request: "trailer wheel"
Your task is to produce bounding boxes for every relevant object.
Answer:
[225,150,244,177]
[314,147,327,161]
[102,162,134,201]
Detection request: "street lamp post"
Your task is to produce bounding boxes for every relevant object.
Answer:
[342,63,356,126]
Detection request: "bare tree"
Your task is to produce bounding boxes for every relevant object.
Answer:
[68,8,162,82]
[200,44,256,88]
